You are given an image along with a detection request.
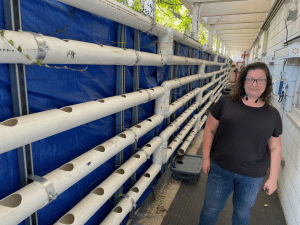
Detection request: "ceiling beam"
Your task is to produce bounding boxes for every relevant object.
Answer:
[213,22,262,30]
[199,0,273,17]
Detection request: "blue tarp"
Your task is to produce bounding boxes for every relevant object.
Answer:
[0,1,225,224]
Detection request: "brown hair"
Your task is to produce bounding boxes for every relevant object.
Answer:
[230,62,273,108]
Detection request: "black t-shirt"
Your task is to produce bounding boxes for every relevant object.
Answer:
[210,95,282,177]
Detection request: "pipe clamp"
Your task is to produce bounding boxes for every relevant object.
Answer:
[123,194,136,209]
[28,174,57,204]
[31,32,49,62]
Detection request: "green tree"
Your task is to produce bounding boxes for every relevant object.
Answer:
[116,0,208,45]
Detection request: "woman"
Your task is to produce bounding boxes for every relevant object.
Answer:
[199,62,282,225]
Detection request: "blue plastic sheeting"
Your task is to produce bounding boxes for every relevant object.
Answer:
[0,0,217,224]
[0,4,24,225]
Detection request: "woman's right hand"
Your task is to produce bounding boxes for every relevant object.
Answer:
[202,158,211,176]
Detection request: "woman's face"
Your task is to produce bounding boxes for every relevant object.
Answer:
[244,69,267,98]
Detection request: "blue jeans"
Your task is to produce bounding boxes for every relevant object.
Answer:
[199,161,264,225]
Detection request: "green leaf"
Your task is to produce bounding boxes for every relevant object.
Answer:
[9,40,14,46]
[17,46,22,52]
[45,64,50,68]
[26,54,31,60]
[0,30,4,37]
[36,60,42,66]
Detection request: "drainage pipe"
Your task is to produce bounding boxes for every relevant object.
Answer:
[100,163,161,225]
[0,115,163,225]
[0,87,164,155]
[55,137,162,225]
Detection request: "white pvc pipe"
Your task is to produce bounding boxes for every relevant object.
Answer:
[0,115,163,225]
[169,88,201,116]
[100,163,161,225]
[0,30,168,66]
[177,128,198,155]
[0,87,164,155]
[56,0,167,37]
[54,137,162,225]
[0,31,221,66]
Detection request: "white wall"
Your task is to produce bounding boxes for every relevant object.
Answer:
[266,0,300,224]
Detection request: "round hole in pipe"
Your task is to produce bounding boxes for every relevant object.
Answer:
[151,88,155,91]
[119,134,126,138]
[177,161,183,164]
[62,39,69,42]
[60,163,74,172]
[171,104,174,106]
[133,154,140,158]
[0,194,22,208]
[131,187,139,193]
[145,144,151,147]
[1,118,18,127]
[116,169,125,175]
[135,125,141,128]
[183,128,186,130]
[58,214,75,224]
[173,140,177,142]
[93,188,104,196]
[147,119,152,122]
[121,95,126,98]
[170,125,173,127]
[167,147,172,149]
[98,99,105,103]
[143,173,150,178]
[94,146,105,152]
[178,149,184,155]
[139,90,143,93]
[113,206,123,213]
[178,134,182,136]
[60,107,72,113]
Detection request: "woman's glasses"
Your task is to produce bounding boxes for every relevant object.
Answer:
[245,77,266,85]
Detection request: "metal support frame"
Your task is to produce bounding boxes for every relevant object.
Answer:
[129,29,141,219]
[3,1,38,225]
[115,24,126,206]
[171,41,179,129]
[130,29,140,187]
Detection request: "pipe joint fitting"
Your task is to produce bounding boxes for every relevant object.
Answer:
[122,194,137,209]
[136,148,150,160]
[127,128,139,143]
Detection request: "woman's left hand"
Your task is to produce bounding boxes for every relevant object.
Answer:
[263,178,277,195]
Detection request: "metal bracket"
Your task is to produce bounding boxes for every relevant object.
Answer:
[123,194,137,209]
[31,32,49,62]
[28,174,57,204]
